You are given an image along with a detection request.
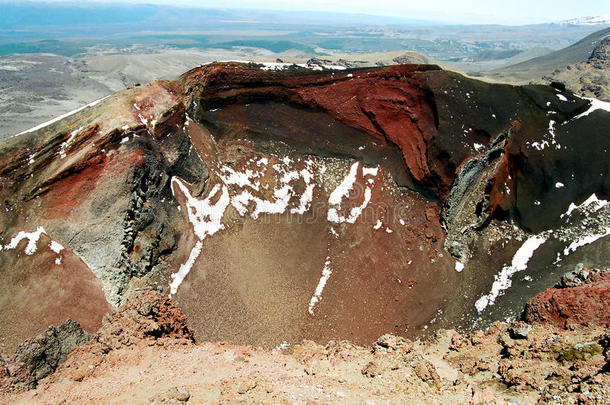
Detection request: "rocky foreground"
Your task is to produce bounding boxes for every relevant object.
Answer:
[0,268,608,404]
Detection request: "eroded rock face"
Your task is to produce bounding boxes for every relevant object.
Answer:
[0,62,608,350]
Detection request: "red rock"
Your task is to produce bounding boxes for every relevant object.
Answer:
[523,272,610,328]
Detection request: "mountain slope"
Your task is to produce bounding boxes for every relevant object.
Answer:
[487,27,610,82]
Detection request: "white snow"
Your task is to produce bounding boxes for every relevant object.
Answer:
[169,177,233,295]
[171,178,230,241]
[232,185,293,219]
[361,166,379,177]
[291,183,315,215]
[169,241,203,295]
[557,94,568,102]
[49,240,64,254]
[327,162,378,224]
[4,226,46,255]
[475,235,547,312]
[563,193,609,217]
[219,157,318,219]
[373,220,382,230]
[530,120,560,151]
[120,137,129,144]
[455,262,464,272]
[385,227,393,234]
[308,257,332,315]
[555,182,565,189]
[473,143,484,152]
[573,97,610,120]
[58,126,84,159]
[328,162,359,206]
[15,97,109,137]
[218,166,261,190]
[563,228,610,256]
[258,62,346,71]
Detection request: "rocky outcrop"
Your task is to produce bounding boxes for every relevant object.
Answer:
[544,34,610,101]
[4,320,90,389]
[523,268,610,328]
[92,290,195,350]
[589,37,610,68]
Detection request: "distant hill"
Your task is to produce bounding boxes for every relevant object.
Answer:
[559,16,610,26]
[482,27,610,101]
[488,27,610,80]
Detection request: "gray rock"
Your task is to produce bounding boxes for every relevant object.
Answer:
[8,319,90,389]
[0,354,8,379]
[557,267,604,289]
[508,323,532,340]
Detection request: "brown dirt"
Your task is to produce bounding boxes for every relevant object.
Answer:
[0,234,111,355]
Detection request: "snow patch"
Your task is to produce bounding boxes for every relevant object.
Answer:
[4,226,46,255]
[171,178,230,241]
[327,162,378,224]
[58,126,84,159]
[475,235,547,312]
[169,241,203,296]
[49,240,64,254]
[455,262,464,272]
[573,97,610,120]
[563,193,609,217]
[308,257,332,315]
[258,62,346,71]
[563,228,610,256]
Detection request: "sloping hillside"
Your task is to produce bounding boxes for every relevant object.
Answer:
[487,27,610,82]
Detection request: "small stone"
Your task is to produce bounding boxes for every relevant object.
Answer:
[508,323,532,340]
[361,361,382,378]
[470,387,497,405]
[237,380,257,394]
[171,387,191,402]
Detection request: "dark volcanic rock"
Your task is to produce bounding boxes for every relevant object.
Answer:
[7,320,90,389]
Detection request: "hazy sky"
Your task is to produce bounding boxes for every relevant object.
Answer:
[30,0,610,25]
